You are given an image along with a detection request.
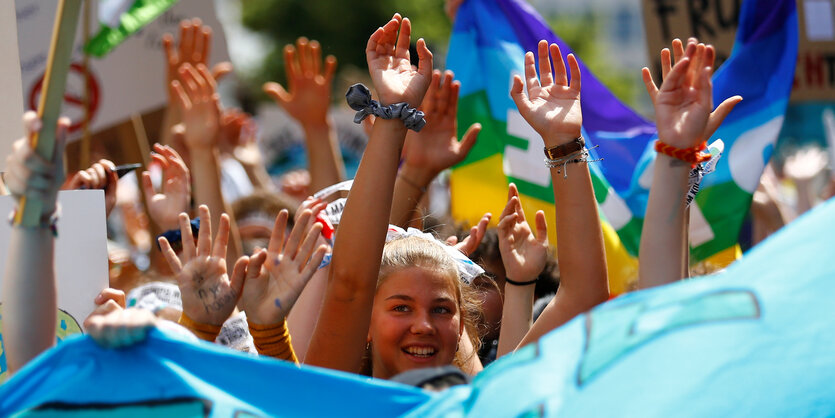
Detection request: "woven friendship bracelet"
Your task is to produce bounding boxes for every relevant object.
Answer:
[544,136,585,160]
[345,83,426,132]
[654,140,712,167]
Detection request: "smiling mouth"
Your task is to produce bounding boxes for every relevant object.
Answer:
[403,346,437,359]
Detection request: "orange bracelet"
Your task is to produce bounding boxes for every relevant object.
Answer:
[248,320,299,364]
[654,140,711,167]
[178,312,222,341]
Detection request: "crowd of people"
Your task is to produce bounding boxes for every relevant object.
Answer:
[1,9,831,394]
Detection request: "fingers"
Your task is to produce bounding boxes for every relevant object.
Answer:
[263,81,291,106]
[198,26,212,64]
[641,67,659,104]
[416,37,433,79]
[534,210,548,244]
[158,236,183,273]
[510,74,532,112]
[284,210,313,258]
[436,70,454,116]
[169,80,190,110]
[672,38,686,65]
[211,213,231,259]
[422,70,441,114]
[211,61,234,81]
[22,111,41,142]
[567,53,581,92]
[309,40,322,76]
[230,256,249,296]
[496,211,518,236]
[323,55,337,85]
[267,209,289,255]
[94,288,126,308]
[246,249,268,281]
[537,40,554,86]
[284,44,301,88]
[687,43,706,90]
[705,95,743,139]
[458,123,481,158]
[178,20,194,64]
[196,205,212,256]
[83,299,123,329]
[300,245,328,281]
[660,47,672,79]
[395,17,412,60]
[523,51,539,93]
[296,222,324,265]
[163,33,177,70]
[704,44,716,71]
[140,171,156,201]
[297,37,313,76]
[507,182,520,201]
[446,236,459,245]
[660,55,690,91]
[550,43,567,86]
[179,212,196,261]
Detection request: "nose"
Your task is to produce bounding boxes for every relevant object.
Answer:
[410,310,436,335]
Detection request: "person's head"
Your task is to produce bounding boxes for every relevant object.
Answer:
[368,236,480,379]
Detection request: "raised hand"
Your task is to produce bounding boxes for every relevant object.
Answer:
[448,212,492,256]
[641,38,742,144]
[4,112,70,218]
[141,144,191,231]
[497,184,548,282]
[163,18,232,102]
[170,63,222,150]
[402,70,481,183]
[239,209,328,325]
[263,37,337,128]
[159,205,247,327]
[61,159,118,216]
[510,40,582,147]
[84,303,158,349]
[366,14,433,108]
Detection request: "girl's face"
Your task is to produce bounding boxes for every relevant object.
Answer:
[369,266,463,379]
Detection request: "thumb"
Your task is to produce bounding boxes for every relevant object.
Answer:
[263,82,291,106]
[211,61,234,81]
[704,95,742,140]
[534,210,548,244]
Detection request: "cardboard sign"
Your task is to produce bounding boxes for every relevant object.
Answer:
[15,0,229,138]
[0,190,109,380]
[0,0,24,170]
[642,0,835,102]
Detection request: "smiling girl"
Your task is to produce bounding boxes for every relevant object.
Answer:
[304,14,611,380]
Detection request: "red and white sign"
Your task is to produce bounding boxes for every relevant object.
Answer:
[15,0,230,139]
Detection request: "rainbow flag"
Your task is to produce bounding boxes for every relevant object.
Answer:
[447,0,797,292]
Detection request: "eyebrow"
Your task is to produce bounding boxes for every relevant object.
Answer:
[384,295,455,304]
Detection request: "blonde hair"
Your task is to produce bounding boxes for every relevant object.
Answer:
[377,236,482,370]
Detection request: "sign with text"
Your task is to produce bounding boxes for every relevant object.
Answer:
[0,190,108,380]
[15,0,229,138]
[642,0,835,102]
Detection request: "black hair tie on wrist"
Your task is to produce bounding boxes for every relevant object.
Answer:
[346,83,426,132]
[505,277,537,286]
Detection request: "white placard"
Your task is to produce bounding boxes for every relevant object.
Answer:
[0,190,109,379]
[804,0,835,41]
[15,0,230,139]
[0,0,24,170]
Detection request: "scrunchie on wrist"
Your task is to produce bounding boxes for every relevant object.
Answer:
[345,83,426,132]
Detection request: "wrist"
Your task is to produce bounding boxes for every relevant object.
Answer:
[399,164,436,189]
[542,131,582,148]
[301,118,332,135]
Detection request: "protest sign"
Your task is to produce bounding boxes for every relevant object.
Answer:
[642,0,835,102]
[0,190,109,381]
[0,1,24,170]
[15,0,229,138]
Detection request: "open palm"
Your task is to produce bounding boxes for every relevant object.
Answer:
[366,14,433,108]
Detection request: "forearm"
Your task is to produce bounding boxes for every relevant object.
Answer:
[496,283,535,358]
[306,119,406,371]
[161,106,180,146]
[2,227,57,373]
[303,122,345,193]
[638,154,689,288]
[519,163,609,347]
[286,265,328,362]
[390,164,433,228]
[190,147,243,267]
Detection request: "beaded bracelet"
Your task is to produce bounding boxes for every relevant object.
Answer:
[654,140,712,168]
[345,83,426,132]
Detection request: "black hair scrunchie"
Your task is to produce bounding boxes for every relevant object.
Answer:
[346,83,426,132]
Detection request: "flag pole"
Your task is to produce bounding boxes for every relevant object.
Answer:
[14,0,83,226]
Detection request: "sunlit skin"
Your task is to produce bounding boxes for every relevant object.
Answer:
[369,267,464,379]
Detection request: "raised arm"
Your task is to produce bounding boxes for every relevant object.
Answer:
[511,41,609,348]
[496,183,548,358]
[305,14,433,372]
[638,40,741,289]
[2,112,69,373]
[170,63,243,269]
[264,37,344,193]
[390,69,480,228]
